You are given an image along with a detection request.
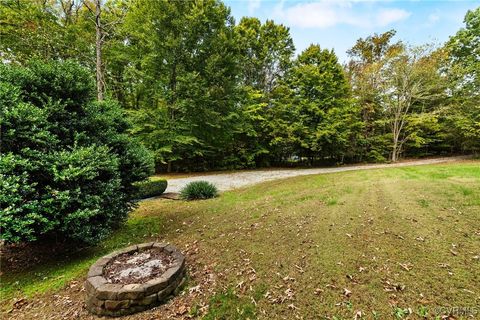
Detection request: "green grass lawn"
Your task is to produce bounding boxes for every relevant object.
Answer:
[1,161,479,319]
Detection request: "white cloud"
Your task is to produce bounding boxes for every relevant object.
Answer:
[427,12,440,24]
[273,0,411,29]
[248,0,261,15]
[277,2,342,28]
[376,8,411,26]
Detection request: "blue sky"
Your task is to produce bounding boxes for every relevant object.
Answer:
[224,0,480,62]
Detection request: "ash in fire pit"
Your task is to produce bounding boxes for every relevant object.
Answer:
[85,242,186,317]
[104,248,173,284]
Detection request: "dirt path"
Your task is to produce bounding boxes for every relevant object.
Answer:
[163,156,471,194]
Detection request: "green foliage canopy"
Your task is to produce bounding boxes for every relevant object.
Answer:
[116,0,240,171]
[269,45,361,163]
[445,7,480,153]
[0,0,478,170]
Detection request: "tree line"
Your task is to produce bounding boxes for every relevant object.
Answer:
[1,0,478,172]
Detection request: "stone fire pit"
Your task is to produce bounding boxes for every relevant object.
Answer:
[85,242,186,316]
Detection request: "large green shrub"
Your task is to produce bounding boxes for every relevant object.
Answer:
[0,61,154,244]
[180,181,218,200]
[133,179,168,199]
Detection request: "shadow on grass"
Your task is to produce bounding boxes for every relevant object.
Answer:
[0,214,170,300]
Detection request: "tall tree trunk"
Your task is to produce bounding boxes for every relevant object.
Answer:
[169,61,177,120]
[392,138,398,162]
[95,0,104,101]
[392,117,399,162]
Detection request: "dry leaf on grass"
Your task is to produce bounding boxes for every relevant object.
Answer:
[189,284,202,294]
[176,305,188,315]
[354,310,363,320]
[399,262,413,271]
[314,288,323,295]
[294,265,305,273]
[284,288,295,298]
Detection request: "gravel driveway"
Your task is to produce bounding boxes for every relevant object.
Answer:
[164,156,469,194]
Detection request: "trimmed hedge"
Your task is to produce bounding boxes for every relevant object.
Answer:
[180,180,218,200]
[0,61,154,244]
[133,179,168,199]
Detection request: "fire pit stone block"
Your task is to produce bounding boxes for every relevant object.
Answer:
[85,242,186,316]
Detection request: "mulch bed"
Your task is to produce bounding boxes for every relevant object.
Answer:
[103,248,173,285]
[159,193,181,200]
[0,241,93,274]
